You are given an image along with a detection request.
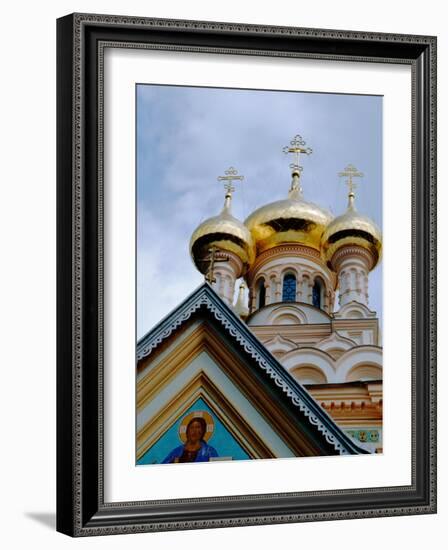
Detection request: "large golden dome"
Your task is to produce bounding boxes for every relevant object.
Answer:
[321,193,382,270]
[244,174,333,254]
[190,193,255,275]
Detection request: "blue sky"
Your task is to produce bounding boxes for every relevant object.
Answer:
[137,84,382,338]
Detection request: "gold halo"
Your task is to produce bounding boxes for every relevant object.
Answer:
[178,410,215,443]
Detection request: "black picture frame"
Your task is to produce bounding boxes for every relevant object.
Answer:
[56,13,437,536]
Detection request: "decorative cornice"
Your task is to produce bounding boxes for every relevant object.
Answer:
[248,244,323,279]
[315,331,357,351]
[214,250,243,275]
[333,301,377,320]
[263,334,298,351]
[332,245,375,271]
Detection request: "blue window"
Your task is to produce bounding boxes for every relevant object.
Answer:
[312,279,323,309]
[257,279,266,308]
[282,274,296,302]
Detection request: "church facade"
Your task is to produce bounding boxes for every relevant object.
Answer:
[137,136,382,465]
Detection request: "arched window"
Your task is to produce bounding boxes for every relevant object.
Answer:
[291,365,328,385]
[346,364,382,382]
[257,278,266,309]
[282,273,296,302]
[312,278,324,309]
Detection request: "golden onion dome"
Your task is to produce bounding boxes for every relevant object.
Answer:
[244,172,333,254]
[321,192,382,270]
[190,192,255,276]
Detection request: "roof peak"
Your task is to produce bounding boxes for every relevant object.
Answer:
[137,283,370,456]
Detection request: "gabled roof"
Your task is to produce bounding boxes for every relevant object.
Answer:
[138,283,370,456]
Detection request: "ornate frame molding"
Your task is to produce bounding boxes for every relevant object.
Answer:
[57,13,436,536]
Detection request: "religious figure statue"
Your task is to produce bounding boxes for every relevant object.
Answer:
[162,416,218,464]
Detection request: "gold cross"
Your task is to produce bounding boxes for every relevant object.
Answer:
[283,134,312,172]
[217,167,244,195]
[197,245,229,284]
[338,164,364,195]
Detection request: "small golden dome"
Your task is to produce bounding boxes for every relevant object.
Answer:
[321,193,382,270]
[190,194,255,276]
[244,172,333,254]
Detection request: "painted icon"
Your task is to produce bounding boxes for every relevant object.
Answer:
[162,411,218,464]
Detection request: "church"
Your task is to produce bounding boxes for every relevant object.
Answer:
[136,135,382,465]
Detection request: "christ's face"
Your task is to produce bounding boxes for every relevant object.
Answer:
[187,420,203,443]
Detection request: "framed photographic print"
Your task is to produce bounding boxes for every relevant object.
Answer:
[56,13,437,536]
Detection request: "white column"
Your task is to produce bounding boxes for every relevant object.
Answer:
[296,275,303,302]
[211,251,243,306]
[265,282,272,305]
[301,275,312,304]
[273,273,281,303]
[324,288,331,313]
[268,276,277,304]
[249,286,257,313]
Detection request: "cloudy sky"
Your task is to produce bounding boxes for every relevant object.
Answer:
[137,84,382,338]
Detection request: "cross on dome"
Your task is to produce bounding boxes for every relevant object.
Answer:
[217,167,244,198]
[338,164,364,197]
[197,245,229,284]
[283,134,313,174]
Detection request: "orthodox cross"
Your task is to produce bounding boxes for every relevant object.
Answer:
[283,134,313,173]
[198,167,242,283]
[217,166,244,196]
[338,163,364,195]
[199,245,229,284]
